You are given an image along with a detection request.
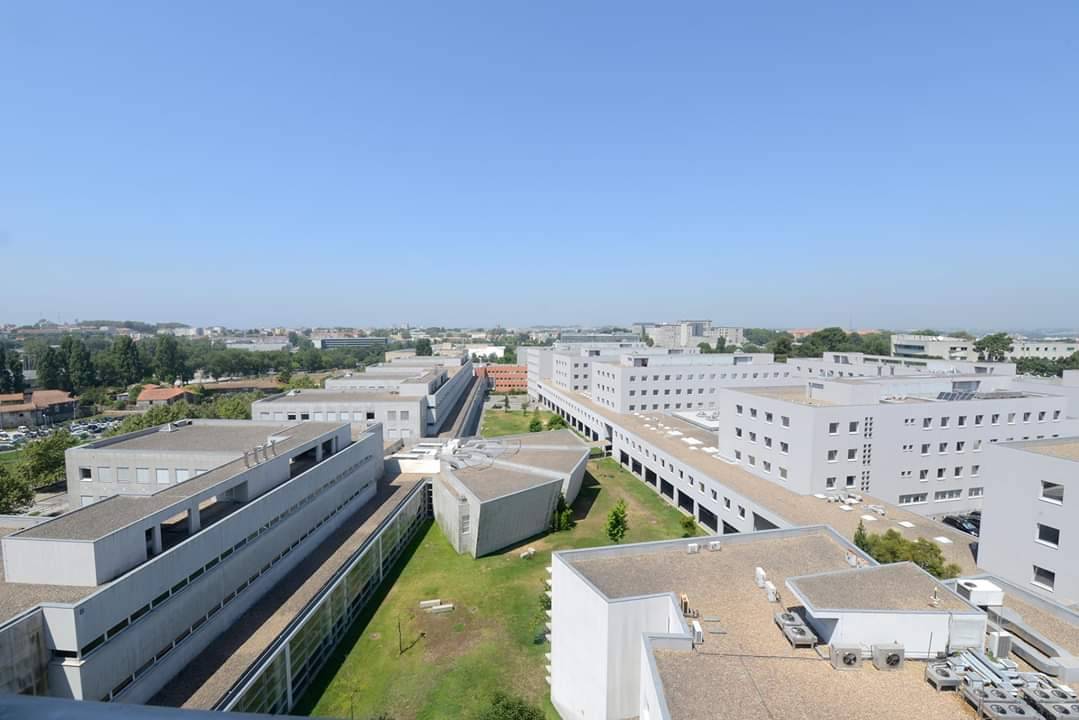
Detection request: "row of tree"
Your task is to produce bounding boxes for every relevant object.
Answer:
[0,345,27,393]
[21,335,391,395]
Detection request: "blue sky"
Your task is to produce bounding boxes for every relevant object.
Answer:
[2,1,1077,330]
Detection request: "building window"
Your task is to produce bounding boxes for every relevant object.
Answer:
[1032,565,1056,591]
[848,421,859,433]
[975,414,984,426]
[845,475,856,488]
[736,405,743,415]
[934,489,962,501]
[156,469,170,485]
[899,493,927,505]
[779,467,787,480]
[923,417,932,429]
[968,486,983,497]
[828,422,839,435]
[1037,524,1061,548]
[765,412,773,423]
[724,497,731,509]
[738,505,746,518]
[79,467,92,482]
[919,469,928,480]
[1041,481,1064,504]
[957,416,967,427]
[136,467,150,484]
[827,450,838,462]
[780,441,789,454]
[956,441,965,453]
[825,477,836,489]
[847,449,857,461]
[781,416,790,428]
[117,466,130,483]
[940,417,950,428]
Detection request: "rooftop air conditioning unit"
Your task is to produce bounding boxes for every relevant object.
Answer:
[781,622,818,648]
[830,645,863,670]
[962,679,1016,708]
[692,620,704,645]
[707,540,722,552]
[988,631,1014,660]
[956,579,1005,608]
[872,643,904,671]
[981,702,1040,719]
[764,581,779,603]
[774,611,801,628]
[1031,700,1079,720]
[686,543,700,554]
[925,662,962,691]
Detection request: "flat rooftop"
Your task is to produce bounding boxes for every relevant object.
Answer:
[14,422,340,542]
[0,528,95,624]
[448,430,589,502]
[563,529,977,720]
[256,389,418,404]
[740,385,837,406]
[1008,437,1079,463]
[788,562,971,612]
[81,420,298,454]
[537,380,979,574]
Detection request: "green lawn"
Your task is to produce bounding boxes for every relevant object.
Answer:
[300,458,700,720]
[480,408,558,438]
[0,449,23,468]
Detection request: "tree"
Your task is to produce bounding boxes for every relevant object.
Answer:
[0,346,11,393]
[697,341,713,354]
[13,430,79,489]
[414,338,433,356]
[475,692,545,720]
[113,336,144,385]
[769,337,793,358]
[606,499,628,543]
[0,465,34,514]
[154,335,186,382]
[528,417,543,432]
[31,344,61,389]
[551,492,574,531]
[7,355,24,392]
[546,414,567,430]
[856,527,961,579]
[974,333,1013,363]
[61,335,96,391]
[680,515,697,538]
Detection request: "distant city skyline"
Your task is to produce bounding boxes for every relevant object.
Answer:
[2,2,1077,331]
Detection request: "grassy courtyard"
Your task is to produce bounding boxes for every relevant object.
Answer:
[299,458,701,719]
[479,407,558,438]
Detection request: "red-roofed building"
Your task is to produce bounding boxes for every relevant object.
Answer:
[136,385,194,409]
[0,390,78,428]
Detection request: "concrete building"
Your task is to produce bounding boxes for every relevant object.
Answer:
[1014,370,1079,416]
[892,333,977,361]
[0,389,78,428]
[642,320,745,349]
[256,357,475,439]
[477,364,528,392]
[979,437,1079,605]
[558,331,641,344]
[716,375,1075,516]
[222,339,291,353]
[1006,338,1079,360]
[0,418,384,703]
[392,430,589,557]
[550,526,988,720]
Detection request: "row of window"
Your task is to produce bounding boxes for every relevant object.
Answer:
[733,428,790,454]
[626,371,794,382]
[734,405,792,428]
[80,465,208,485]
[896,487,983,505]
[731,450,789,481]
[908,410,1062,429]
[627,401,717,412]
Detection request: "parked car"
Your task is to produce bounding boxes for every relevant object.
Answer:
[943,515,979,537]
[0,443,15,452]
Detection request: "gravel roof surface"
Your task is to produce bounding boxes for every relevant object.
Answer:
[788,562,973,612]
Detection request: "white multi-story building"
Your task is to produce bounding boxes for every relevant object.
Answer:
[979,437,1079,605]
[0,419,385,703]
[717,375,1076,515]
[255,356,474,439]
[892,333,977,361]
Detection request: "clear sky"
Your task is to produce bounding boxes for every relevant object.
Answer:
[2,1,1077,331]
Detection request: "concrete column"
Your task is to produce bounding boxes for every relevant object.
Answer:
[315,444,323,462]
[152,525,163,555]
[187,505,201,534]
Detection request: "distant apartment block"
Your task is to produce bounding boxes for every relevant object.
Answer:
[1007,338,1079,360]
[315,336,389,350]
[641,320,745,348]
[892,333,976,361]
[557,331,641,344]
[222,338,291,353]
